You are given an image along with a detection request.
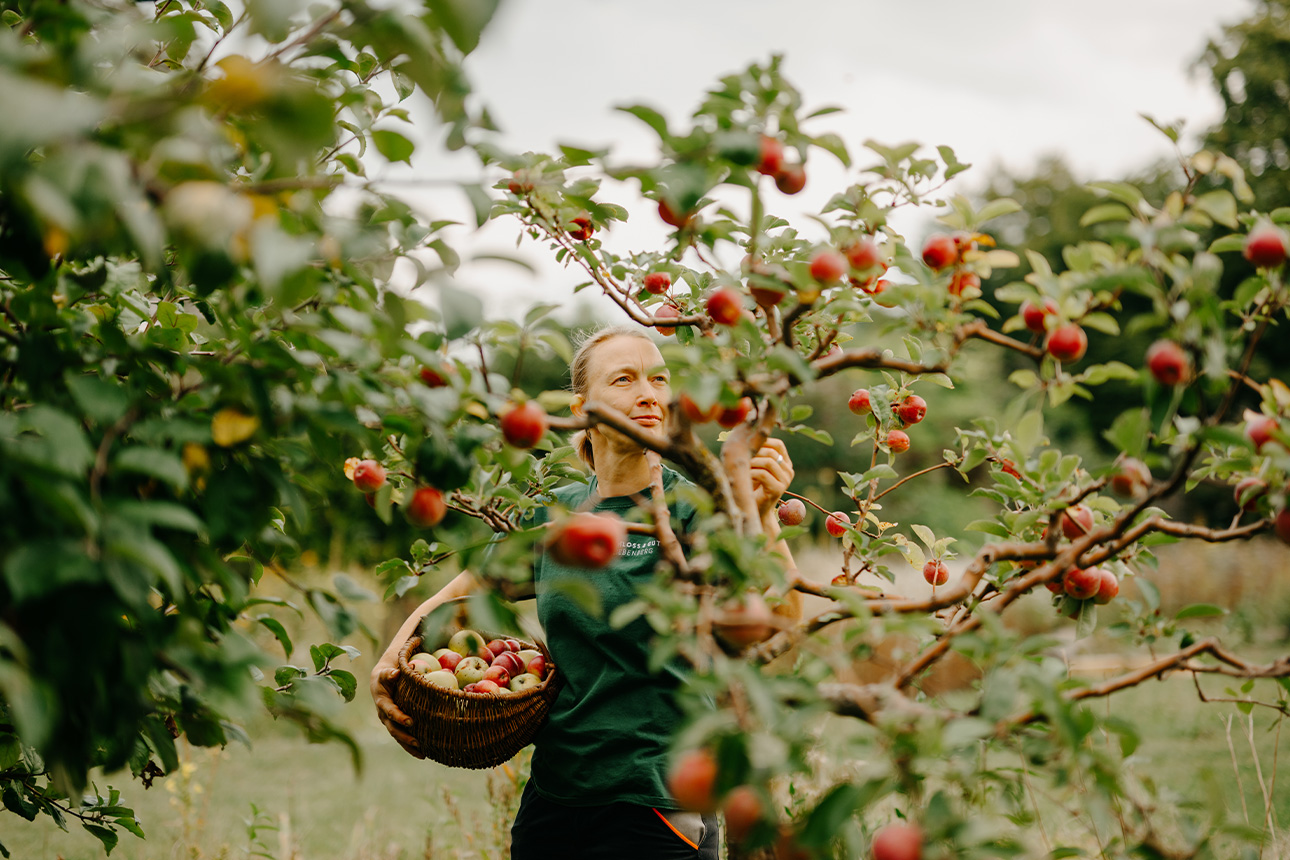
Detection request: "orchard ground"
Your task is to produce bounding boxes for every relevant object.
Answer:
[9,538,1290,860]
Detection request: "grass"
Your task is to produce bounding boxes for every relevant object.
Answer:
[8,538,1290,858]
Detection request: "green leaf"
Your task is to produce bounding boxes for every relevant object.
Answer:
[966,519,1011,538]
[1193,190,1238,228]
[616,104,670,141]
[256,616,293,657]
[460,182,492,227]
[113,448,189,492]
[426,0,501,53]
[1208,234,1245,255]
[83,824,118,855]
[1175,603,1227,620]
[65,374,129,425]
[372,129,415,164]
[976,197,1021,224]
[1080,202,1133,227]
[438,284,483,340]
[799,783,863,847]
[1015,410,1044,455]
[1103,409,1149,458]
[1136,578,1161,612]
[327,669,358,702]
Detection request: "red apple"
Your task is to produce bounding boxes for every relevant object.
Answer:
[723,786,763,845]
[482,665,511,687]
[419,364,450,387]
[774,163,806,194]
[352,459,385,492]
[503,639,523,653]
[826,511,851,537]
[485,639,508,657]
[895,395,926,426]
[1244,224,1288,268]
[713,592,776,650]
[1234,476,1267,512]
[887,429,911,453]
[548,512,627,568]
[1110,458,1152,498]
[921,233,958,270]
[706,287,744,326]
[756,136,784,176]
[525,654,548,679]
[1276,508,1290,545]
[778,498,806,526]
[404,486,446,528]
[1146,340,1189,386]
[1059,504,1094,540]
[658,199,692,229]
[809,249,847,284]
[1092,567,1119,604]
[1063,567,1101,600]
[568,216,593,241]
[643,272,671,295]
[716,397,754,429]
[948,270,981,297]
[1046,323,1088,362]
[492,651,525,677]
[473,679,502,694]
[667,749,719,813]
[431,649,462,672]
[1246,414,1278,451]
[871,821,922,860]
[844,238,881,271]
[848,389,872,415]
[408,653,440,675]
[679,393,720,424]
[501,401,548,449]
[923,560,949,586]
[1021,298,1058,333]
[654,303,681,335]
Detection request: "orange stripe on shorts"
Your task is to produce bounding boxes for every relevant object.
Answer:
[652,807,699,850]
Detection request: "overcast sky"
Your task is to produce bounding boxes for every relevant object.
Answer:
[393,0,1256,319]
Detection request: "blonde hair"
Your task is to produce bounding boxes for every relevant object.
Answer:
[569,325,657,468]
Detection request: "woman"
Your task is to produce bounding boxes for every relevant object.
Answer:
[370,325,797,859]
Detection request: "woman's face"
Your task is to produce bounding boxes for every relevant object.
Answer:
[574,336,671,442]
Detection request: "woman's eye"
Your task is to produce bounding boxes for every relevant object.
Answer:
[614,376,630,384]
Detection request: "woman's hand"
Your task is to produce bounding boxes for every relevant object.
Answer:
[369,656,424,759]
[751,437,794,517]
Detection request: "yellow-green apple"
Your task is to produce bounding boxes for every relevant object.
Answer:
[424,669,458,690]
[508,673,542,692]
[454,656,489,686]
[448,629,488,658]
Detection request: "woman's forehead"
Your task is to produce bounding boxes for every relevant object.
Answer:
[589,335,665,372]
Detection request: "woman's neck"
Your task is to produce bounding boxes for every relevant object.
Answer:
[591,442,654,498]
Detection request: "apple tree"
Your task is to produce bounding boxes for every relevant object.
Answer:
[0,0,505,852]
[5,1,1290,858]
[452,59,1290,859]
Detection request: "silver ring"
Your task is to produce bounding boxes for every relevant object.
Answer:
[775,454,784,464]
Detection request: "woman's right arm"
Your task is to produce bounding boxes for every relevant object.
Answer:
[368,570,478,758]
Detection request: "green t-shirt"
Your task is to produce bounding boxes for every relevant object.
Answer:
[524,466,698,808]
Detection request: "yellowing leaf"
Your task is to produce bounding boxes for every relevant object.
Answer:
[211,408,259,447]
[343,457,360,480]
[182,442,211,475]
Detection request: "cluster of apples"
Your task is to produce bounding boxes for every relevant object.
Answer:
[348,457,447,528]
[407,628,551,695]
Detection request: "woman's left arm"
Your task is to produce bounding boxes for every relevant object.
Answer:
[750,437,803,621]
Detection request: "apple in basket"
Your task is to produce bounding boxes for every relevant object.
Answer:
[474,679,502,694]
[516,649,540,666]
[525,654,548,679]
[408,653,439,674]
[483,665,511,687]
[424,669,458,690]
[492,651,526,677]
[431,649,462,672]
[509,673,542,693]
[454,656,489,686]
[448,629,493,661]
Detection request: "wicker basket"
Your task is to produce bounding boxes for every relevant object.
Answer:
[394,626,562,769]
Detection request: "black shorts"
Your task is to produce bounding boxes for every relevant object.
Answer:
[510,780,720,860]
